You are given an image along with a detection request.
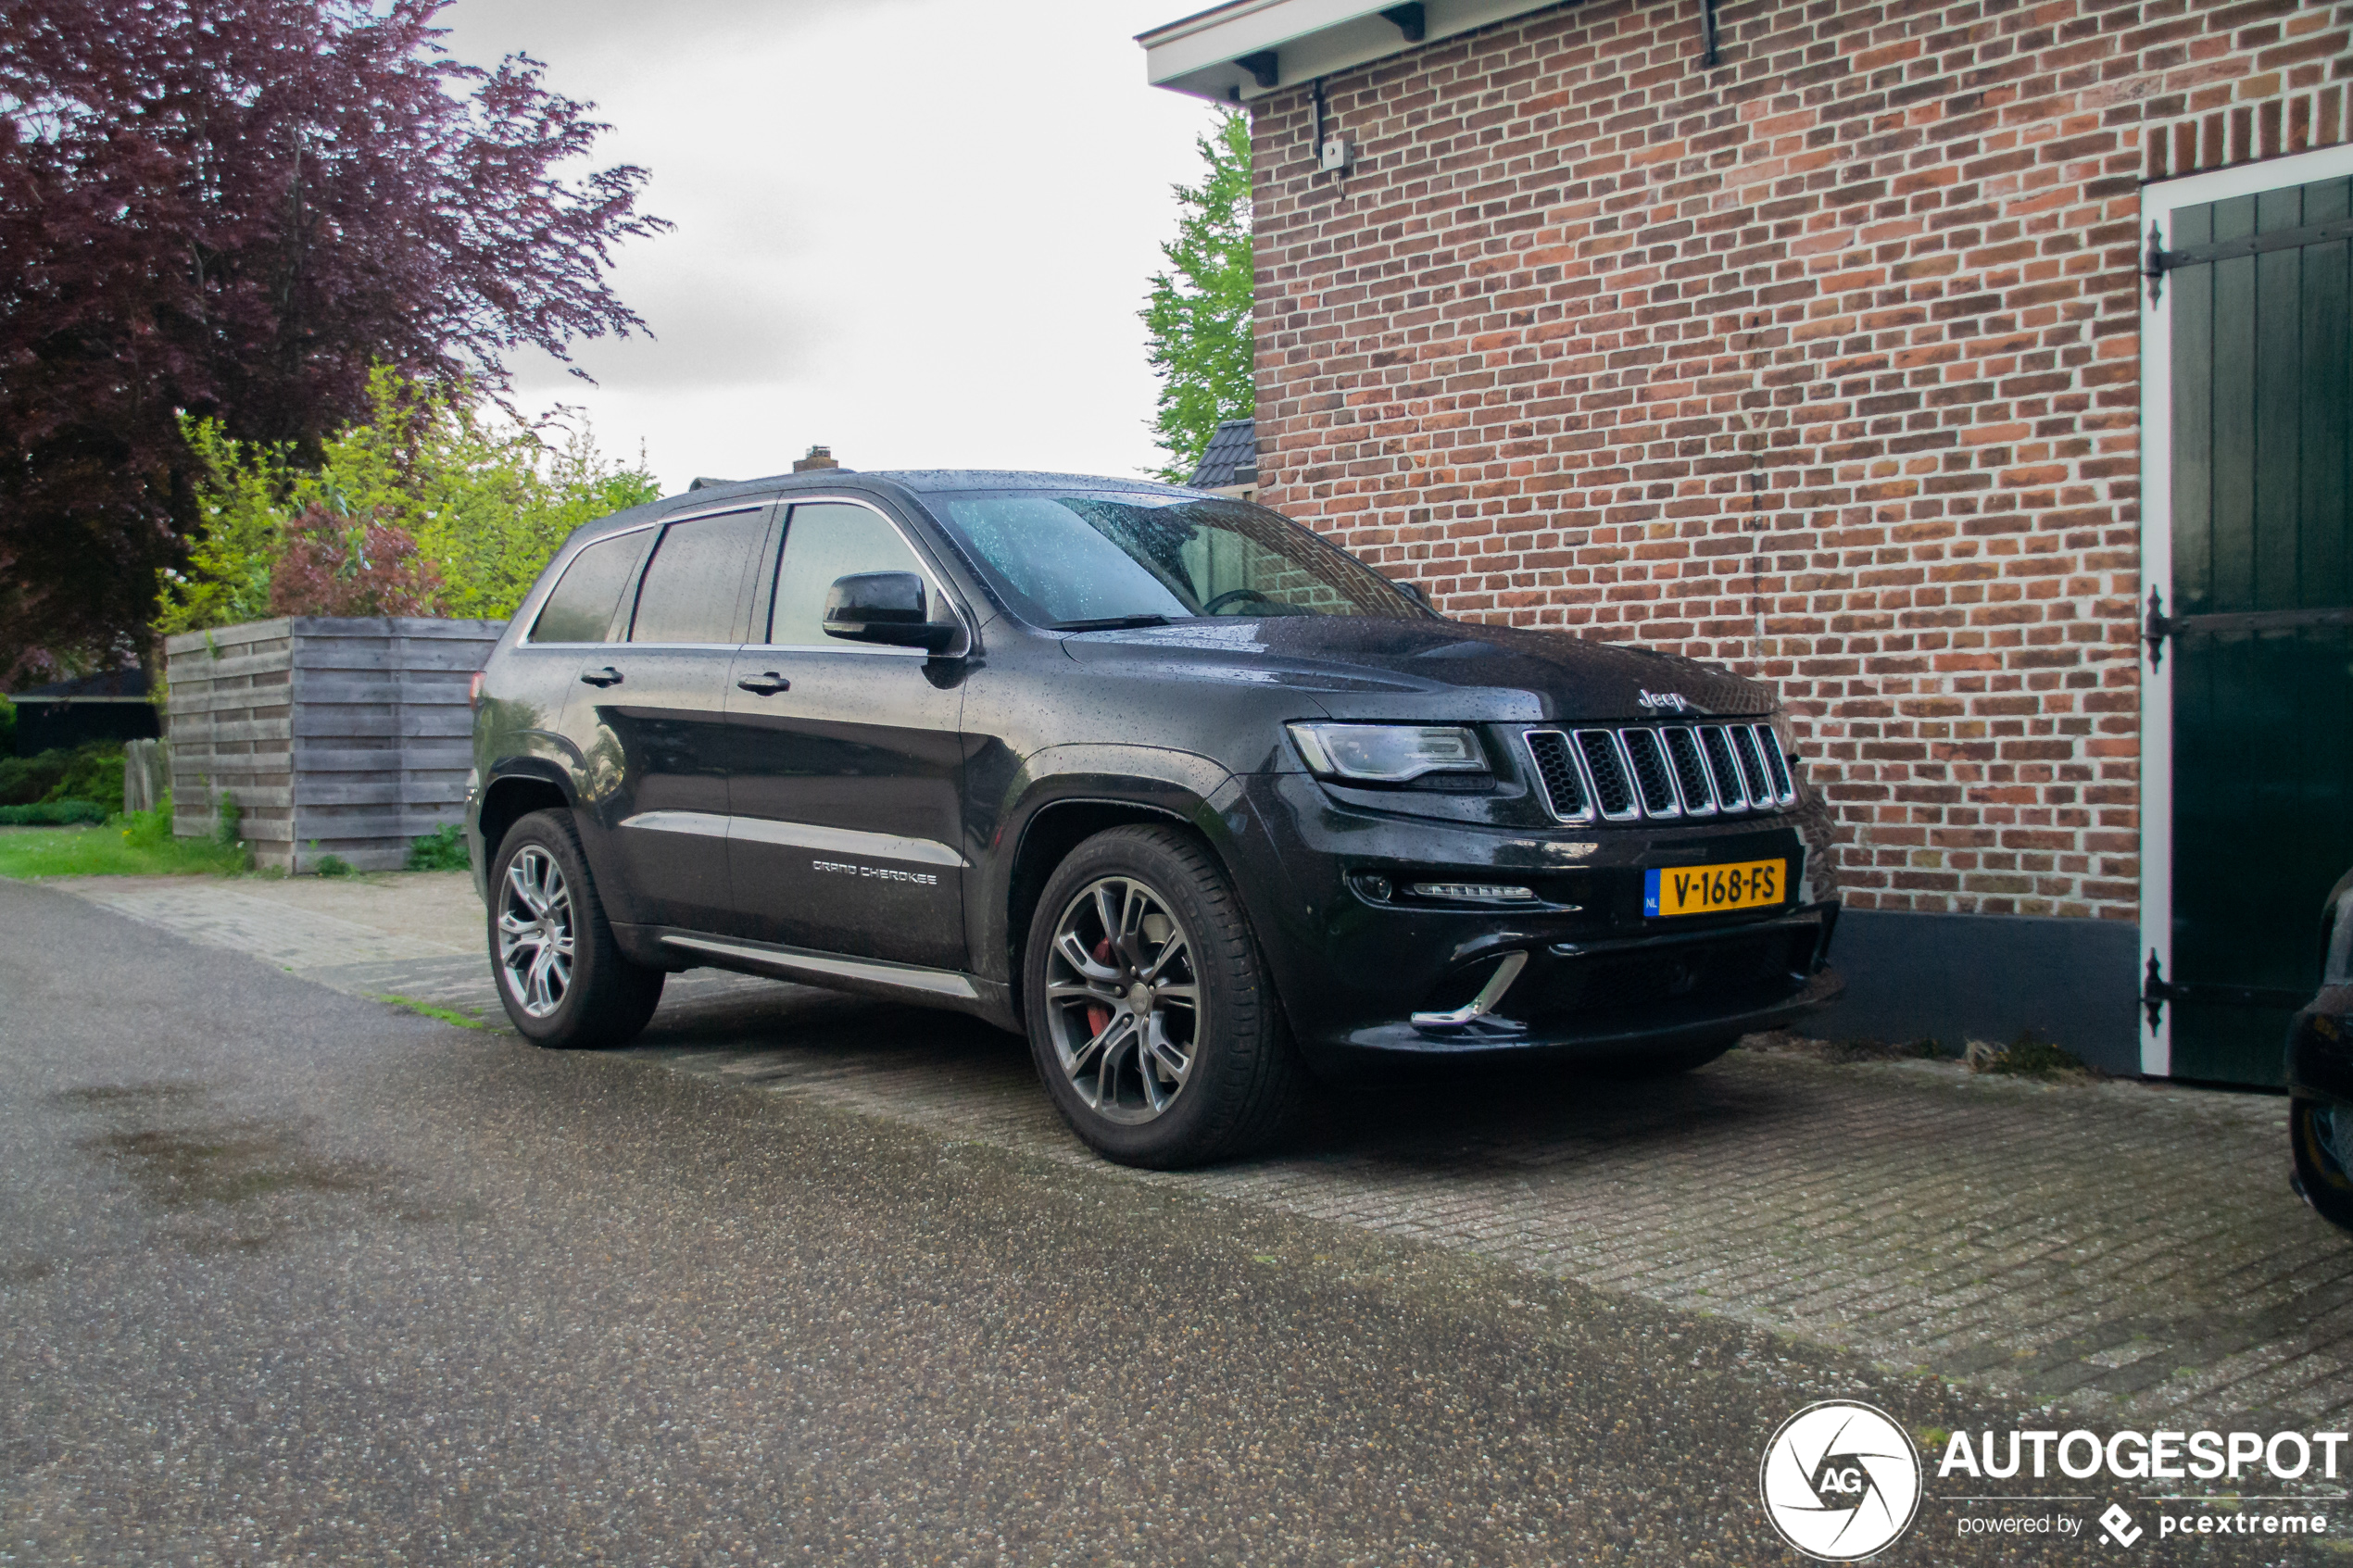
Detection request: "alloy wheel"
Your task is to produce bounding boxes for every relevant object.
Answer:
[1042,876,1200,1123]
[497,846,575,1018]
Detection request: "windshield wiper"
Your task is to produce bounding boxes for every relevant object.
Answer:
[1050,614,1177,632]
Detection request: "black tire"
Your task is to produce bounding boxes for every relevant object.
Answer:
[488,808,664,1048]
[1023,825,1302,1168]
[2291,1095,2353,1235]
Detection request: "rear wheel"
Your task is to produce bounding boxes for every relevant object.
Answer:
[1024,826,1302,1168]
[489,809,664,1048]
[2291,1095,2353,1235]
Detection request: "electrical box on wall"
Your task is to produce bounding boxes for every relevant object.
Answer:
[1319,137,1353,174]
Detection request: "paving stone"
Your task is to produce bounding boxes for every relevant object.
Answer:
[59,874,2353,1425]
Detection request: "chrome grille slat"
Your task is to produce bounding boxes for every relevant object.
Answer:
[1619,729,1681,819]
[1521,730,1592,823]
[1752,723,1796,804]
[1525,721,1793,824]
[1661,727,1717,817]
[1728,724,1772,809]
[1696,725,1743,813]
[1572,730,1642,822]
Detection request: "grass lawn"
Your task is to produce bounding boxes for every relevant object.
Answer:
[0,814,251,879]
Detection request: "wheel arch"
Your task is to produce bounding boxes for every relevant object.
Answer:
[982,745,1260,1010]
[478,766,574,871]
[1006,798,1201,998]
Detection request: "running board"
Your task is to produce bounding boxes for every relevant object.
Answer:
[659,932,982,1003]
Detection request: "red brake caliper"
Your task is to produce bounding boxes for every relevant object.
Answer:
[1085,937,1115,1037]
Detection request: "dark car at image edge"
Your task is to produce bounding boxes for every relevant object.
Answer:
[464,468,1844,1166]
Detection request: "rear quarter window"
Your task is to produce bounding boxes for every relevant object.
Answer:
[530,531,654,644]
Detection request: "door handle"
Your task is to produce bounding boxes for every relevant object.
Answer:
[580,666,624,688]
[736,672,791,696]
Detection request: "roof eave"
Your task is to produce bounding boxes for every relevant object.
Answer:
[1138,0,1559,103]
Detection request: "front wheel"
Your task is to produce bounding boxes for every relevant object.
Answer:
[2292,1095,2353,1236]
[489,809,664,1048]
[1023,826,1302,1169]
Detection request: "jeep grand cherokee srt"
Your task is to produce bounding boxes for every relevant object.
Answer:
[465,469,1843,1167]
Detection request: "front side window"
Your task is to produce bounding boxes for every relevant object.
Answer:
[530,530,653,644]
[766,502,949,646]
[929,492,1424,630]
[628,508,769,645]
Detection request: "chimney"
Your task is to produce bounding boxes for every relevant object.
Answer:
[793,445,838,472]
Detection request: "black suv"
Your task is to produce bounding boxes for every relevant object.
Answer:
[465,470,1843,1166]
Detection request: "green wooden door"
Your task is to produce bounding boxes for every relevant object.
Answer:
[2162,173,2353,1085]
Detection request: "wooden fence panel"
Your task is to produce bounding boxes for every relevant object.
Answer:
[165,616,505,872]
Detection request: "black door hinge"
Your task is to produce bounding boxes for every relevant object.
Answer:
[2144,215,2353,307]
[2144,584,2353,671]
[2144,949,2306,1032]
[2145,583,2173,671]
[2144,949,2170,1032]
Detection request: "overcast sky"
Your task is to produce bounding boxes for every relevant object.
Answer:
[434,0,1224,494]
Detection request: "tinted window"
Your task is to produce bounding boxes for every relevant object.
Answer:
[530,530,652,644]
[629,509,768,644]
[767,503,947,646]
[930,492,1422,629]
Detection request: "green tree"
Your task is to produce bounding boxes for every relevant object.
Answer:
[157,368,659,637]
[1143,110,1254,484]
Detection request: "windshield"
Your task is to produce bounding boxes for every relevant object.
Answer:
[927,491,1426,630]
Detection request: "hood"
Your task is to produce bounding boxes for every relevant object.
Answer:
[1057,616,1773,723]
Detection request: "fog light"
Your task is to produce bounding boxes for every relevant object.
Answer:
[1351,873,1393,902]
[1409,882,1536,903]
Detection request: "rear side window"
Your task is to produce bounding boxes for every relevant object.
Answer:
[629,509,769,645]
[530,530,653,644]
[766,502,948,646]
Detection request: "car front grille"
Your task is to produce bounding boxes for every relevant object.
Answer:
[1521,721,1797,824]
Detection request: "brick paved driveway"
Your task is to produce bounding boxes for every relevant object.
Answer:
[57,873,2353,1433]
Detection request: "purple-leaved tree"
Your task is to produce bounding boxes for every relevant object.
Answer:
[0,0,670,681]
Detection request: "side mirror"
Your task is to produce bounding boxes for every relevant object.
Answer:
[1389,577,1431,608]
[822,571,961,652]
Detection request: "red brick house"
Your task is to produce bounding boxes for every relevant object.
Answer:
[1139,0,2353,1081]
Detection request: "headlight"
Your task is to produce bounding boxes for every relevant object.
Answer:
[1287,722,1488,783]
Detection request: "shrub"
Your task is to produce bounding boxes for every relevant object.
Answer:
[404,822,470,872]
[269,504,444,617]
[314,854,354,878]
[157,368,660,637]
[0,696,14,757]
[0,799,105,825]
[121,796,174,848]
[0,748,66,806]
[44,745,125,817]
[0,744,125,813]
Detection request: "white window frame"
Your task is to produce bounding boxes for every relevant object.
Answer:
[2136,141,2353,1076]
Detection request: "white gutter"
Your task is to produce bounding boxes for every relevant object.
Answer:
[1137,0,1561,102]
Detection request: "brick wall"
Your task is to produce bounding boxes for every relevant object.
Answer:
[1250,0,2353,922]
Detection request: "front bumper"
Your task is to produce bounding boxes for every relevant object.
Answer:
[1227,772,1843,1073]
[462,784,489,905]
[2287,988,2353,1106]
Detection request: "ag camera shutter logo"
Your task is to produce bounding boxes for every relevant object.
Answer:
[1759,1400,1923,1561]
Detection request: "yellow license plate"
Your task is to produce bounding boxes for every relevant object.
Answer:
[1644,859,1786,918]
